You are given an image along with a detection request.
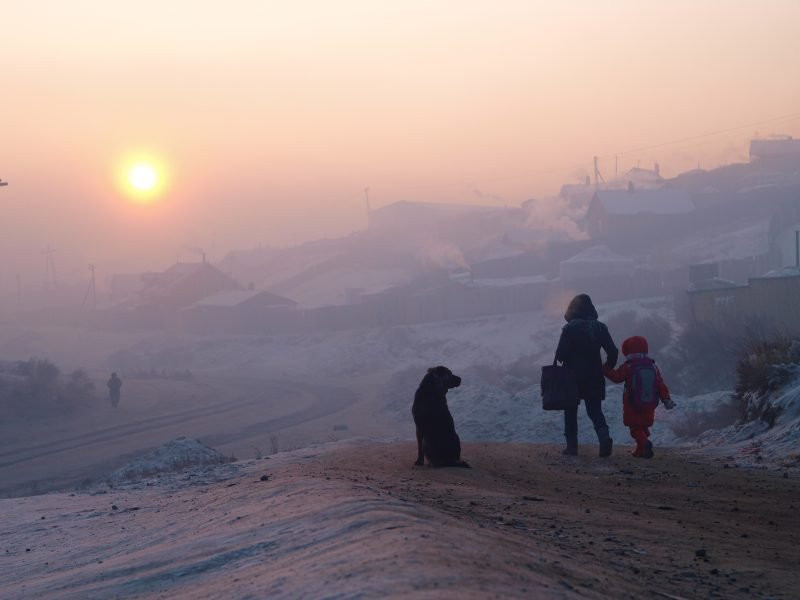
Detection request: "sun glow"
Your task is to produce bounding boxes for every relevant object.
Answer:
[129,163,157,190]
[117,154,169,203]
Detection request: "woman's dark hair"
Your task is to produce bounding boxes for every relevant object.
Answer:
[564,293,598,322]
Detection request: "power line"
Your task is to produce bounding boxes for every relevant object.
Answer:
[602,111,800,159]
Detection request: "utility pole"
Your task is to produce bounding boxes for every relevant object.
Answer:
[592,156,606,189]
[43,244,57,291]
[88,263,96,310]
[364,187,371,227]
[79,263,97,313]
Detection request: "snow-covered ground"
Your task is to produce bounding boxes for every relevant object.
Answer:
[4,440,798,600]
[692,376,800,470]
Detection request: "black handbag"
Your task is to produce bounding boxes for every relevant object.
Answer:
[540,360,579,411]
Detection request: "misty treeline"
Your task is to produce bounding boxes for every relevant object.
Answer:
[0,358,96,417]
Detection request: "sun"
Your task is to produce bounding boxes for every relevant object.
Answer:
[129,163,157,191]
[116,154,169,203]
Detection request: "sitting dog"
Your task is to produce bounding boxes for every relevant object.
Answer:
[411,366,469,468]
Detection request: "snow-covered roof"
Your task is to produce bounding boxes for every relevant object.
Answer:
[561,245,633,264]
[758,266,800,279]
[750,138,800,159]
[466,275,549,288]
[188,289,296,309]
[592,189,694,216]
[687,277,742,292]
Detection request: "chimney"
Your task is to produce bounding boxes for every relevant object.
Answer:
[627,181,634,193]
[654,162,660,177]
[585,175,590,186]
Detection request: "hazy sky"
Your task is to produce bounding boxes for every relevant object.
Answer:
[1,0,799,281]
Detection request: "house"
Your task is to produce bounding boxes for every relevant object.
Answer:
[94,262,243,331]
[558,178,595,209]
[586,187,695,242]
[612,165,665,191]
[469,240,594,280]
[750,137,800,165]
[181,289,297,334]
[687,266,800,333]
[139,262,242,310]
[559,245,634,283]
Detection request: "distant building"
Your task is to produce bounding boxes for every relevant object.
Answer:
[181,289,297,334]
[613,165,665,191]
[586,188,695,242]
[139,262,242,310]
[558,244,668,301]
[749,137,800,165]
[559,245,634,283]
[558,178,594,209]
[688,266,800,333]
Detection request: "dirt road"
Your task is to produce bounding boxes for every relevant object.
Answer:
[302,442,799,599]
[4,441,796,599]
[0,375,357,497]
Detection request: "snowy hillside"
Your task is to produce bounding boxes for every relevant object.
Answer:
[693,374,800,469]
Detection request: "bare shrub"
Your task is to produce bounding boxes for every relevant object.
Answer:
[734,336,799,427]
[0,358,97,417]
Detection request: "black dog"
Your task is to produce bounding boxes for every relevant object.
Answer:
[411,366,469,468]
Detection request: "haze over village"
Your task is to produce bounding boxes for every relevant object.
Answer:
[2,2,800,599]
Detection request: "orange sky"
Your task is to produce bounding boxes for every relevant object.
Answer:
[1,0,799,282]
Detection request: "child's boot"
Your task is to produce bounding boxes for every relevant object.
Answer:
[642,440,654,459]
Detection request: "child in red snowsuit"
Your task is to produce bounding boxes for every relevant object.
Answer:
[603,336,675,458]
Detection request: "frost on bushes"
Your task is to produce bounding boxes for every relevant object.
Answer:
[0,358,96,416]
[735,336,800,427]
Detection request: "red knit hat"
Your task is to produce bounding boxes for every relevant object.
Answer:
[621,335,649,356]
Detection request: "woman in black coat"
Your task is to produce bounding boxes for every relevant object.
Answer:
[555,294,618,456]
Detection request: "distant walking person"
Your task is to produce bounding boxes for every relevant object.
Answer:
[555,294,618,456]
[107,372,122,408]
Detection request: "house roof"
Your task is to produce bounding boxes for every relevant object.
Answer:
[758,266,800,279]
[591,189,694,216]
[561,244,633,264]
[187,289,296,309]
[139,262,243,309]
[750,138,800,158]
[687,277,742,292]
